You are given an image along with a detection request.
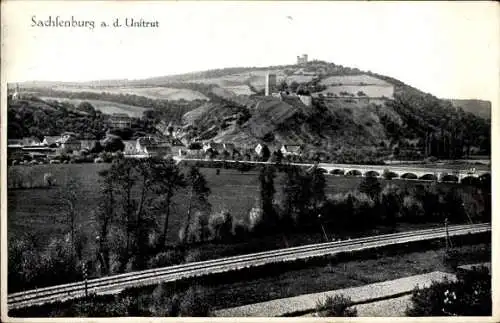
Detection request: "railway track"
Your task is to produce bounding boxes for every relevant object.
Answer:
[8,223,490,310]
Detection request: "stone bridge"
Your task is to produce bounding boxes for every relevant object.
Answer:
[315,163,490,183]
[173,157,490,184]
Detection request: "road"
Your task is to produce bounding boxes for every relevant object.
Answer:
[8,223,490,310]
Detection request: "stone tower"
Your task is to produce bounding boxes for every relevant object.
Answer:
[265,73,277,96]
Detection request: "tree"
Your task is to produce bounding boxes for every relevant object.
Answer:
[296,85,310,95]
[359,176,381,202]
[96,168,118,275]
[103,136,125,152]
[77,101,96,116]
[289,81,299,93]
[277,80,288,92]
[310,166,326,215]
[282,166,312,224]
[261,145,271,162]
[150,158,186,248]
[57,177,81,260]
[183,166,211,244]
[259,166,276,229]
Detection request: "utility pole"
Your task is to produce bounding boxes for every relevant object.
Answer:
[82,262,88,299]
[444,217,453,251]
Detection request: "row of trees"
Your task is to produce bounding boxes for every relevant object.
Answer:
[9,159,490,293]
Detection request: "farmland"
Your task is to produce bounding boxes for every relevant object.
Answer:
[47,86,209,101]
[8,163,482,252]
[40,97,147,118]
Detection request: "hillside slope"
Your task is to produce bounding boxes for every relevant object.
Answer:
[447,99,491,119]
[10,60,491,160]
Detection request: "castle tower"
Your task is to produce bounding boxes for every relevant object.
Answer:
[265,73,277,96]
[297,54,309,65]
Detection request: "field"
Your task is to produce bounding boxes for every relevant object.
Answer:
[40,97,147,118]
[48,86,209,101]
[320,74,391,86]
[7,163,481,251]
[318,85,395,98]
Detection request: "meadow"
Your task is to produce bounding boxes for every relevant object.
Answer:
[7,163,479,252]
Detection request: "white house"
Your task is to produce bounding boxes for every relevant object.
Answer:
[280,144,302,156]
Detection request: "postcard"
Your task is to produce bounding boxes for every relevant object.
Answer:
[1,1,497,322]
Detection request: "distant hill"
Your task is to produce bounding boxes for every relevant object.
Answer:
[447,99,491,119]
[8,60,491,160]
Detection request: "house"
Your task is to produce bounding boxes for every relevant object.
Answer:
[255,143,269,157]
[169,138,185,156]
[155,120,175,137]
[123,140,138,155]
[43,136,62,147]
[202,142,224,154]
[108,113,132,129]
[22,137,42,146]
[136,136,157,154]
[80,140,98,151]
[59,137,81,152]
[280,144,302,156]
[136,136,171,158]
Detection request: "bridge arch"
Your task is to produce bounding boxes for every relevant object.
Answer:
[461,176,479,185]
[346,169,362,176]
[383,171,399,179]
[365,170,380,177]
[401,173,418,180]
[479,173,491,180]
[419,174,437,181]
[330,169,345,175]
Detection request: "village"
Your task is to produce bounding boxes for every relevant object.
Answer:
[6,117,304,166]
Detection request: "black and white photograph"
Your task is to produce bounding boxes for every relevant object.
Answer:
[1,1,497,320]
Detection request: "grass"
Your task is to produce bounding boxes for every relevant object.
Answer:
[10,239,490,317]
[193,239,491,311]
[8,163,482,251]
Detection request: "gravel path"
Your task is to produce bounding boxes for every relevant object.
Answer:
[214,271,457,317]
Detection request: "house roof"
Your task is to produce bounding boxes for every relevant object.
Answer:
[137,136,157,147]
[282,145,302,153]
[110,113,130,120]
[60,136,80,144]
[43,136,62,145]
[206,143,224,151]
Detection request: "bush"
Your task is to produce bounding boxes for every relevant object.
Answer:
[9,234,81,292]
[73,294,134,317]
[147,250,184,269]
[208,210,233,241]
[43,172,56,186]
[148,284,211,317]
[402,195,425,222]
[316,294,357,317]
[406,268,491,316]
[178,285,211,317]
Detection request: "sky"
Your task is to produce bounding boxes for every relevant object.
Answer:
[2,1,499,101]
